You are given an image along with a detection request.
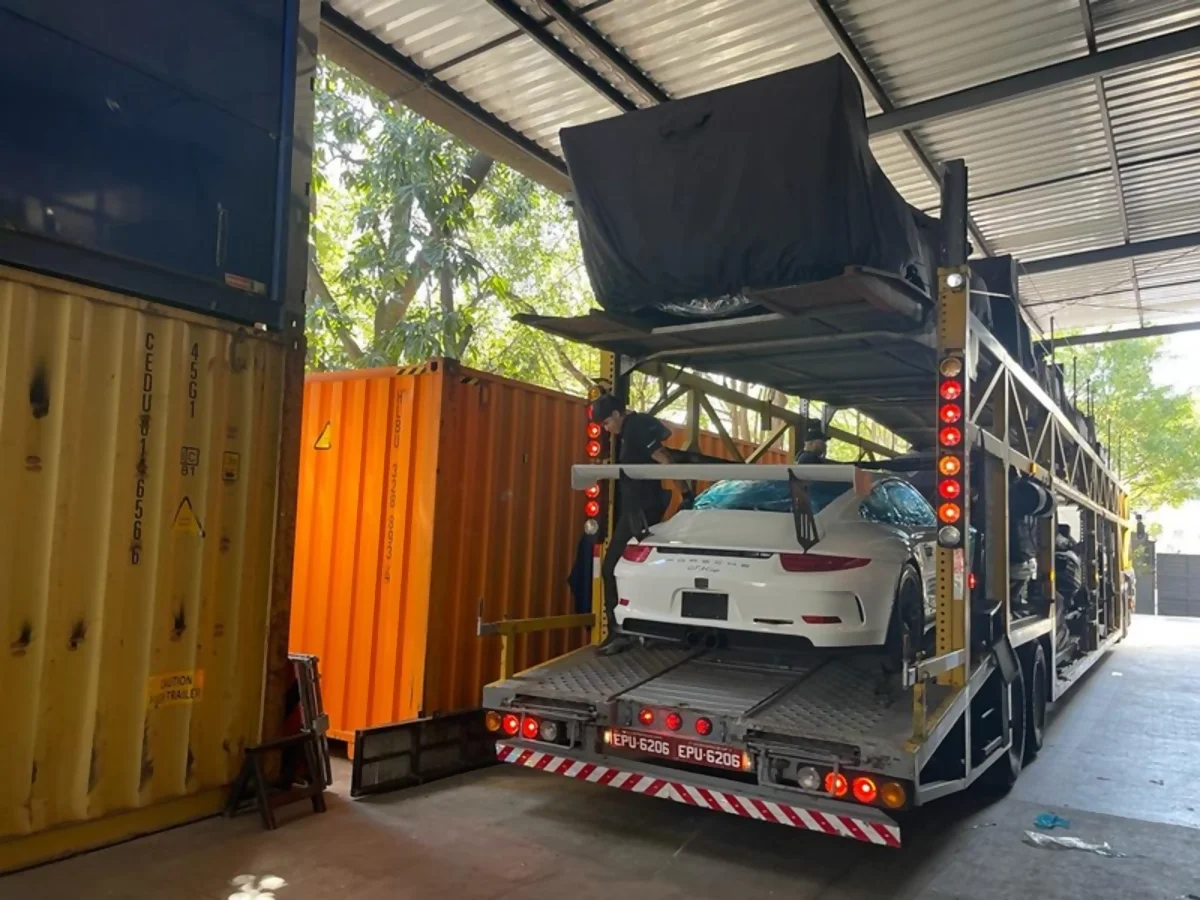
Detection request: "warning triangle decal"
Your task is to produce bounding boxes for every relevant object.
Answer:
[172,497,205,537]
[314,421,333,451]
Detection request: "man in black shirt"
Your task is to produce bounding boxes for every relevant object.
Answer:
[795,418,829,464]
[590,394,686,650]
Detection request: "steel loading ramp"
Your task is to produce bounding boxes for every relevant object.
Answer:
[483,644,955,776]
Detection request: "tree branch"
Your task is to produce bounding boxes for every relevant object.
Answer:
[308,250,365,364]
[375,151,495,337]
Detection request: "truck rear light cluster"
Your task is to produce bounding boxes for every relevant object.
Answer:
[822,769,907,809]
[637,707,714,738]
[936,354,967,547]
[583,397,612,538]
[488,711,565,745]
[779,553,869,572]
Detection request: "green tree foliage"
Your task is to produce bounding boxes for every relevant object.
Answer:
[306,60,595,392]
[1063,338,1200,508]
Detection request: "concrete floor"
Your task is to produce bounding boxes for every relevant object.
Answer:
[5,615,1200,900]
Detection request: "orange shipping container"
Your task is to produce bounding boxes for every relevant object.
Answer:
[288,361,590,743]
[289,363,795,744]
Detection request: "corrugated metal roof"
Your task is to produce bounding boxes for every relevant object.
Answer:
[584,0,848,103]
[327,0,1200,332]
[829,0,1088,105]
[1091,0,1200,48]
[913,82,1112,198]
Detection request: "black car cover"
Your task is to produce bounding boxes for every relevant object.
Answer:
[560,55,934,316]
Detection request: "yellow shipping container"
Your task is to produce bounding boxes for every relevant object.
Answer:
[0,266,290,871]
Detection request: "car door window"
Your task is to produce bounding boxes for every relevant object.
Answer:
[860,483,899,524]
[886,481,937,528]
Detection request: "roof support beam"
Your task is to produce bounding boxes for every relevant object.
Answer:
[319,4,572,194]
[1077,0,1144,326]
[484,0,636,112]
[539,0,670,105]
[1021,231,1200,275]
[804,0,994,257]
[868,24,1200,136]
[1041,319,1200,348]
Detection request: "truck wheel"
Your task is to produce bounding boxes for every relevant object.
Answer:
[981,659,1026,792]
[883,565,923,673]
[1023,644,1047,763]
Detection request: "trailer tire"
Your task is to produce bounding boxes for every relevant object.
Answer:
[1023,644,1047,763]
[981,659,1026,792]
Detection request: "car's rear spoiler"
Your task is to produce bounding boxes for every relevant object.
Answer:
[570,463,875,494]
[572,464,876,551]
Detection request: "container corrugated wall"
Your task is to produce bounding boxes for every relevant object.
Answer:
[289,361,588,741]
[0,266,288,871]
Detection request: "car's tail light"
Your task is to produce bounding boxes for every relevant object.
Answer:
[638,708,655,726]
[585,484,601,498]
[485,711,502,732]
[694,717,713,737]
[665,712,682,731]
[586,422,602,439]
[502,714,520,736]
[780,554,869,572]
[623,545,652,563]
[585,500,601,517]
[801,615,842,624]
[521,716,540,740]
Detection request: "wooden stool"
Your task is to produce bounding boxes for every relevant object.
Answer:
[225,731,327,830]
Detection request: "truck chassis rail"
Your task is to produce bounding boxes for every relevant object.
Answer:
[496,741,902,847]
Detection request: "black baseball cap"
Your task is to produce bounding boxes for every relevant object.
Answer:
[589,393,623,422]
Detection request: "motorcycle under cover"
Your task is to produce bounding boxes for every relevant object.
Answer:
[560,55,931,315]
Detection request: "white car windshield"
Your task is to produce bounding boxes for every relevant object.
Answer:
[691,480,850,514]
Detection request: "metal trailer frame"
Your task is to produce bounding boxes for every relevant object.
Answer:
[478,158,1130,846]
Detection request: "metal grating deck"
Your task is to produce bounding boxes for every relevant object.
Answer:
[502,645,694,705]
[622,657,820,717]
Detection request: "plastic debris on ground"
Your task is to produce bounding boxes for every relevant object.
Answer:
[1022,832,1124,857]
[1034,813,1071,830]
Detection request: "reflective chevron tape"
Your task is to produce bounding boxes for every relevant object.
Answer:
[495,742,901,847]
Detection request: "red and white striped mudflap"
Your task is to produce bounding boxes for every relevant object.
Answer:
[495,742,901,847]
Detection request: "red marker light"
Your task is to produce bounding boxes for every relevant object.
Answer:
[585,484,601,498]
[853,777,878,805]
[938,480,961,499]
[939,404,962,424]
[502,714,520,736]
[968,572,978,590]
[522,716,540,740]
[939,380,962,401]
[694,717,713,737]
[638,708,655,726]
[587,422,602,439]
[939,426,963,447]
[585,500,601,517]
[825,772,849,798]
[665,712,682,731]
[586,440,602,457]
[938,503,962,524]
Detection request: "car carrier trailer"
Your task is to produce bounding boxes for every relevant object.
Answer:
[480,160,1132,847]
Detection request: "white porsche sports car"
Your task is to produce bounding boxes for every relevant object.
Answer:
[581,464,939,656]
